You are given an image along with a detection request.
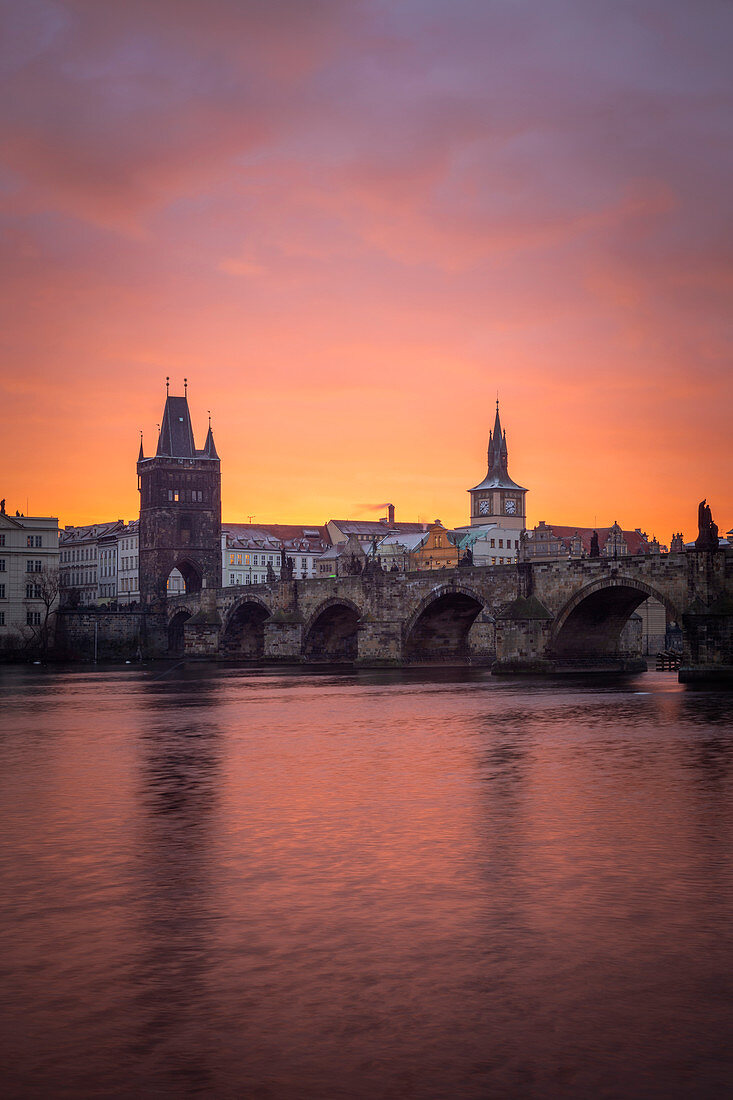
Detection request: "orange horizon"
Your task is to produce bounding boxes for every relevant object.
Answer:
[2,2,730,542]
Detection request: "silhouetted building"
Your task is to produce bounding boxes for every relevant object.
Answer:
[137,384,221,604]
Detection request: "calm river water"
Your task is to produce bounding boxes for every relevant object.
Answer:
[1,664,732,1099]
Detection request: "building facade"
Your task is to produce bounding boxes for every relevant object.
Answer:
[521,522,662,562]
[222,524,330,586]
[59,520,124,606]
[117,520,139,603]
[0,508,60,650]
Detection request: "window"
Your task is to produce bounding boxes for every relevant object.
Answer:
[490,539,495,548]
[27,611,41,626]
[492,557,497,565]
[0,535,4,546]
[499,539,503,548]
[0,560,5,571]
[27,536,33,547]
[35,535,42,547]
[229,574,235,584]
[174,490,179,502]
[229,554,236,565]
[0,612,4,624]
[0,584,4,598]
[26,560,42,572]
[168,490,173,501]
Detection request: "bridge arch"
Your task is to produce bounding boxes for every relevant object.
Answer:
[221,595,273,659]
[404,583,487,661]
[551,576,681,659]
[168,608,193,656]
[303,597,363,663]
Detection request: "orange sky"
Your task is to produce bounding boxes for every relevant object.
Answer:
[1,0,731,542]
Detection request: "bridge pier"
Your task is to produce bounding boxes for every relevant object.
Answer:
[356,619,402,666]
[493,595,554,673]
[263,612,304,662]
[183,600,221,658]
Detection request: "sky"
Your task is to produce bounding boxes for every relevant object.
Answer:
[1,0,731,541]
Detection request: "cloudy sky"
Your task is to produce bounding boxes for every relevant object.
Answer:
[2,0,731,538]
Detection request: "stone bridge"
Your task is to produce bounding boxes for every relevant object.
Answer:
[164,548,733,679]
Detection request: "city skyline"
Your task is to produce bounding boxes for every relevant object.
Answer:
[2,1,731,538]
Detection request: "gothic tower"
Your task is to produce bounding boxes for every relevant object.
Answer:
[468,401,527,528]
[137,382,222,604]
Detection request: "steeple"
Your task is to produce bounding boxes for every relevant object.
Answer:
[203,417,219,460]
[138,431,145,462]
[487,399,509,478]
[467,397,527,529]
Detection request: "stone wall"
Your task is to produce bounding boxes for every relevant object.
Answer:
[56,608,167,661]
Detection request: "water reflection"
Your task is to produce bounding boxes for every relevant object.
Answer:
[1,666,732,1099]
[128,677,223,1095]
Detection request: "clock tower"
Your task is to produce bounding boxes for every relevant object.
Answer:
[468,401,527,529]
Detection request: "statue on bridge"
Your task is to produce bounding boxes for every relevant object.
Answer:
[281,556,295,581]
[590,531,600,558]
[458,547,473,567]
[695,499,719,550]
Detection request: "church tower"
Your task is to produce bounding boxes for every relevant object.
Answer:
[137,380,222,604]
[468,401,527,529]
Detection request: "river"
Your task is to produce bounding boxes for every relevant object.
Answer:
[1,664,732,1099]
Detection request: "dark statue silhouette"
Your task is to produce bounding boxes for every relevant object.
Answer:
[695,499,719,550]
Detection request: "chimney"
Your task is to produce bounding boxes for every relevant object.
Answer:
[387,503,395,525]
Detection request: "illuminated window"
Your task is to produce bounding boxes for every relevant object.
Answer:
[229,554,235,565]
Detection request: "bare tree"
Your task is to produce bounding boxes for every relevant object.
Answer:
[23,566,61,655]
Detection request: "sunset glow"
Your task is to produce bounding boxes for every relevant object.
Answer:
[2,1,731,540]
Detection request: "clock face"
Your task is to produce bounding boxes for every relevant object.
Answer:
[505,498,517,515]
[478,499,490,515]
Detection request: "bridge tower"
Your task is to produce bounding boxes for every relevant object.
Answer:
[137,381,221,604]
[468,400,527,528]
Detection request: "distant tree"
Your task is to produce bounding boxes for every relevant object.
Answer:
[23,566,60,654]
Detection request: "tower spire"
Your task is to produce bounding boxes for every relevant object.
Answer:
[138,430,144,462]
